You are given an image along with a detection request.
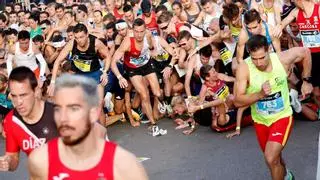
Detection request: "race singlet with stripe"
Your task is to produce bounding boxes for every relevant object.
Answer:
[48,138,117,180]
[245,53,292,126]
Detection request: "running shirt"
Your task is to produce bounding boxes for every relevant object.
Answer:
[3,102,58,155]
[154,36,170,62]
[71,34,101,73]
[246,21,274,50]
[205,79,230,100]
[123,37,150,69]
[113,8,124,19]
[261,5,276,26]
[186,3,202,24]
[142,12,160,36]
[174,23,209,38]
[14,41,39,71]
[48,138,117,180]
[296,4,320,53]
[216,42,236,66]
[245,53,292,126]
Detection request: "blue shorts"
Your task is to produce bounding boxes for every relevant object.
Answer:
[77,70,102,85]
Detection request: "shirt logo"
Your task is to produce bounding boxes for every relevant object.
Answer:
[42,127,49,135]
[53,173,70,180]
[271,132,283,137]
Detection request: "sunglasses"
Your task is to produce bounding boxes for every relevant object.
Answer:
[160,24,168,30]
[178,42,187,47]
[41,26,47,30]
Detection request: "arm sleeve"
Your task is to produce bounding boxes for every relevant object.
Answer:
[6,54,13,76]
[35,53,47,77]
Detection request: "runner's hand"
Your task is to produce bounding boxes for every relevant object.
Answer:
[47,83,55,97]
[188,104,198,113]
[0,155,10,171]
[162,66,172,80]
[226,129,240,139]
[301,81,313,99]
[118,77,128,88]
[260,81,271,97]
[100,72,108,86]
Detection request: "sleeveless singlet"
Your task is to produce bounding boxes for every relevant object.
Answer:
[296,4,320,53]
[14,41,38,71]
[205,79,230,100]
[261,4,276,26]
[247,21,273,45]
[124,37,150,69]
[48,138,117,180]
[186,3,202,24]
[113,8,124,19]
[154,36,170,62]
[245,53,292,126]
[71,35,101,73]
[142,12,160,36]
[202,12,220,32]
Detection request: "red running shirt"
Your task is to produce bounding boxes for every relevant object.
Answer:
[48,138,117,180]
[123,37,150,68]
[113,8,124,20]
[142,12,160,36]
[296,4,320,53]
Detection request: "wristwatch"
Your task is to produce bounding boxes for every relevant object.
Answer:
[168,64,173,69]
[302,77,312,83]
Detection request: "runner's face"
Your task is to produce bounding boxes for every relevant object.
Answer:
[19,39,30,51]
[250,48,269,71]
[54,87,97,146]
[9,80,36,117]
[40,13,48,22]
[181,0,192,9]
[172,4,182,15]
[74,31,89,47]
[14,5,21,12]
[178,38,191,51]
[133,25,146,42]
[56,8,64,19]
[94,12,103,24]
[200,55,210,65]
[115,0,123,9]
[106,29,114,38]
[124,11,134,22]
[246,20,262,35]
[202,2,213,14]
[118,27,127,37]
[173,104,186,115]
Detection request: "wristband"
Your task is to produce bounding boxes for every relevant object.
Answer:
[117,75,123,80]
[50,80,55,84]
[101,69,107,74]
[200,105,204,110]
[236,126,240,130]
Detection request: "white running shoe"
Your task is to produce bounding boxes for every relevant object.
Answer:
[165,103,173,115]
[290,89,302,113]
[158,101,166,114]
[104,92,114,112]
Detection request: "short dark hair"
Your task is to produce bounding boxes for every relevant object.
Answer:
[9,66,38,91]
[73,23,88,34]
[244,9,261,25]
[200,64,213,80]
[200,45,212,58]
[103,13,116,23]
[222,3,239,21]
[246,35,269,53]
[177,30,192,42]
[155,5,167,14]
[40,19,51,26]
[55,3,65,11]
[67,25,74,33]
[0,13,7,23]
[105,22,115,30]
[18,30,30,40]
[5,28,17,36]
[172,1,183,9]
[40,11,49,17]
[32,34,44,43]
[29,13,39,23]
[123,5,133,13]
[200,0,212,6]
[133,18,145,28]
[94,10,103,16]
[157,11,173,24]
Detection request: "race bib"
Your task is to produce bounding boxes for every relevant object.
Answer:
[129,54,148,67]
[156,50,170,62]
[301,30,320,48]
[151,29,159,36]
[220,47,232,65]
[256,92,284,115]
[216,85,230,100]
[73,55,92,72]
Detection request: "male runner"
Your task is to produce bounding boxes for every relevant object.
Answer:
[234,35,313,180]
[47,23,110,125]
[6,30,47,81]
[111,18,165,125]
[0,67,58,171]
[28,74,148,180]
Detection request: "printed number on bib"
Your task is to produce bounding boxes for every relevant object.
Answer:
[256,92,284,115]
[130,54,148,67]
[220,47,232,65]
[73,59,92,72]
[301,30,320,48]
[216,85,230,100]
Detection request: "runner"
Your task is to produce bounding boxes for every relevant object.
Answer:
[6,30,47,82]
[47,23,110,126]
[234,35,312,179]
[111,18,165,126]
[28,74,148,180]
[0,67,58,171]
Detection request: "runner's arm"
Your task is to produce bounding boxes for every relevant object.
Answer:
[6,46,15,76]
[33,45,48,77]
[269,25,282,53]
[111,38,130,79]
[218,73,235,82]
[114,146,149,180]
[50,41,74,82]
[236,29,248,63]
[234,62,264,107]
[198,84,208,103]
[96,39,112,72]
[28,145,48,180]
[193,11,204,26]
[184,55,196,97]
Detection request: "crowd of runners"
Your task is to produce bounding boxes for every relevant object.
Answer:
[0,0,318,179]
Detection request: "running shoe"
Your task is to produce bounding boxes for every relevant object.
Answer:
[158,101,166,114]
[290,89,302,113]
[104,92,114,113]
[165,102,173,115]
[285,169,295,180]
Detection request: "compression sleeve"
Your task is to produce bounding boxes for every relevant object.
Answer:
[35,53,47,77]
[6,54,13,76]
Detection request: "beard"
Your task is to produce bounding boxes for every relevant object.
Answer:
[59,120,92,146]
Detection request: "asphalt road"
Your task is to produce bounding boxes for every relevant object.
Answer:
[0,118,319,180]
